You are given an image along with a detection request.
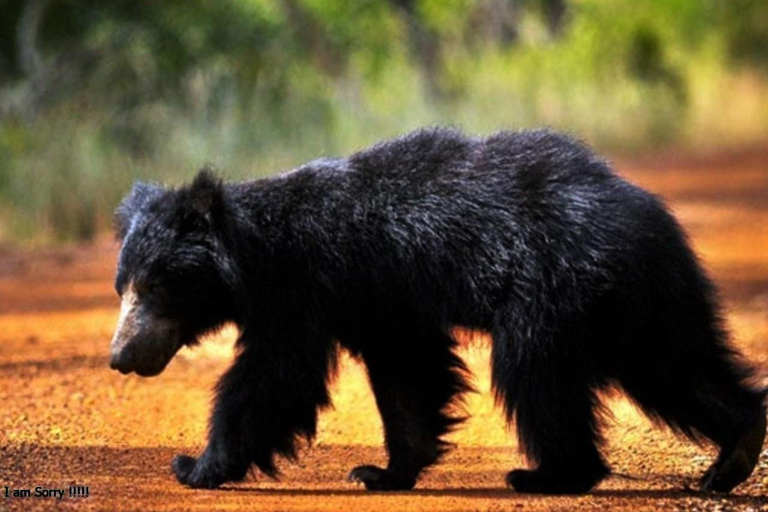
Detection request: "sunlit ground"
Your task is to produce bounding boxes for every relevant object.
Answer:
[0,150,767,511]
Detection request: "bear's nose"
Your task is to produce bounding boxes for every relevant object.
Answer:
[110,350,133,374]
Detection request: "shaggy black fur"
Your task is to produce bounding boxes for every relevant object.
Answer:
[112,128,767,494]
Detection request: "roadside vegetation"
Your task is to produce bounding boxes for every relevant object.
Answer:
[0,0,767,241]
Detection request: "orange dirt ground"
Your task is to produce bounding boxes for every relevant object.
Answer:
[1,150,768,511]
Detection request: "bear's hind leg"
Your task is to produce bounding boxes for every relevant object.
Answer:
[506,374,609,494]
[347,322,471,491]
[616,224,768,492]
[618,334,766,492]
[492,323,609,494]
[614,258,767,493]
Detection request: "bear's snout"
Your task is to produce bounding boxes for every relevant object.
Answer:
[110,282,182,377]
[109,347,135,374]
[109,332,179,377]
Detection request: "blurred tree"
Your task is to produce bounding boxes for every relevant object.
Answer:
[627,25,686,104]
[0,0,580,115]
[536,0,567,38]
[391,0,443,97]
[17,0,48,77]
[721,0,768,71]
[0,0,287,118]
[467,0,522,46]
[280,0,345,76]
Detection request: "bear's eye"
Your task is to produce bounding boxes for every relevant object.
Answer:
[135,281,164,299]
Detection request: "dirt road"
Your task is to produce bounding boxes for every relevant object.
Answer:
[1,150,768,511]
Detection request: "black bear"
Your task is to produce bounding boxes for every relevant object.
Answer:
[109,128,766,494]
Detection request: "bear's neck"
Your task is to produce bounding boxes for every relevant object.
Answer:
[223,175,333,263]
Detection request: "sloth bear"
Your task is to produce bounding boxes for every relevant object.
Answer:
[109,128,766,494]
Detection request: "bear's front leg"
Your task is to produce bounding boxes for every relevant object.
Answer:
[172,327,336,489]
[171,350,256,489]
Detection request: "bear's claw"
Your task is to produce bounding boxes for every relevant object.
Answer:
[699,408,766,492]
[348,465,415,491]
[172,454,226,489]
[172,455,197,485]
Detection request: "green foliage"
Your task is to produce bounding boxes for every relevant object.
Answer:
[721,0,768,70]
[0,0,767,242]
[418,0,475,35]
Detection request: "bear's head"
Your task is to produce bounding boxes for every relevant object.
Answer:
[110,170,239,377]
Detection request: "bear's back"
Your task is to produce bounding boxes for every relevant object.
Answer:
[243,127,668,327]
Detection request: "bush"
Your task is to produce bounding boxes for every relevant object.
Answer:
[0,0,767,242]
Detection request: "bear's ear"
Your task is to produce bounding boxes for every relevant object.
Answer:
[115,181,164,240]
[178,167,226,228]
